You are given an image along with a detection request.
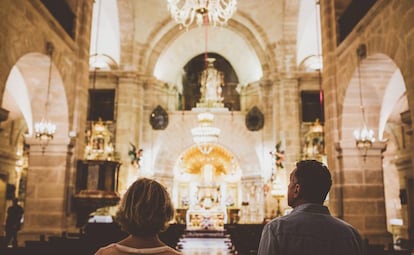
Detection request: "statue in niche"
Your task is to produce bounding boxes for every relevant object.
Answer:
[200,58,224,103]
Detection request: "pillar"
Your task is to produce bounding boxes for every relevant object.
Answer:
[241,175,264,223]
[394,150,414,240]
[335,140,392,246]
[115,73,144,192]
[22,139,71,240]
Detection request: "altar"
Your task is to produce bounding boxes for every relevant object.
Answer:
[185,182,228,231]
[186,208,226,231]
[173,144,240,231]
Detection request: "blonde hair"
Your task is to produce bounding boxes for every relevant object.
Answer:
[115,178,174,237]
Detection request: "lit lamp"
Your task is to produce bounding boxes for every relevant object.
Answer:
[34,42,57,151]
[166,0,237,28]
[191,112,220,155]
[271,176,285,217]
[352,44,375,157]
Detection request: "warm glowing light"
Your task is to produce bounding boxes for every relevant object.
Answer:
[191,112,220,154]
[34,119,56,141]
[35,42,56,150]
[167,0,237,28]
[353,126,375,149]
[271,176,285,198]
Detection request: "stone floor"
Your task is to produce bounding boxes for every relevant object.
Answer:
[178,237,234,255]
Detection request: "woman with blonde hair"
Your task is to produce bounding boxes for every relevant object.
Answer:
[95,178,182,255]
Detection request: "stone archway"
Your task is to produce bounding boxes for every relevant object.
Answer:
[172,143,242,227]
[148,111,261,178]
[337,52,408,244]
[4,51,71,237]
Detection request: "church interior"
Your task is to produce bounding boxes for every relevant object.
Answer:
[1,0,414,254]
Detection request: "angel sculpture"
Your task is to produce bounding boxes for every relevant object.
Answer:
[270,141,285,169]
[128,142,143,168]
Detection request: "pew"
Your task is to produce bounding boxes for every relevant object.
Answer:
[225,224,264,255]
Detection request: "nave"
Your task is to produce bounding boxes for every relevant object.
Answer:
[1,222,413,255]
[1,0,414,254]
[178,237,234,255]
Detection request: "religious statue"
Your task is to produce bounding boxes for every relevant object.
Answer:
[128,142,143,169]
[199,58,224,104]
[270,141,285,169]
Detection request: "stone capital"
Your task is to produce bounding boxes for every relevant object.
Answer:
[335,140,387,157]
[25,137,71,156]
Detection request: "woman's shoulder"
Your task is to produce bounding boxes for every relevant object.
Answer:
[95,243,182,255]
[160,246,183,255]
[94,243,117,255]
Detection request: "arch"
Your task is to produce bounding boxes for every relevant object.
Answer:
[175,144,241,177]
[3,52,69,142]
[144,19,272,92]
[147,112,261,178]
[296,0,322,69]
[341,52,407,233]
[342,53,402,142]
[117,0,135,68]
[90,0,120,68]
[152,26,263,91]
[379,70,407,141]
[2,66,33,134]
[182,53,240,110]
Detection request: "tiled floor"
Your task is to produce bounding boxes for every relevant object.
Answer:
[178,237,234,255]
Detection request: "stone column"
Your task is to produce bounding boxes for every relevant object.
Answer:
[319,0,342,217]
[22,139,71,240]
[115,73,144,192]
[394,150,414,240]
[241,175,264,223]
[335,141,392,245]
[397,110,414,240]
[152,172,175,195]
[278,78,301,166]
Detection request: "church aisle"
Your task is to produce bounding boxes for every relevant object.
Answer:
[178,237,234,255]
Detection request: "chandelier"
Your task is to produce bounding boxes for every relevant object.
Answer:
[34,42,57,148]
[166,0,237,28]
[353,44,375,152]
[191,112,220,154]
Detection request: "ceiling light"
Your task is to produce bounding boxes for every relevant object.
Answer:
[167,0,237,28]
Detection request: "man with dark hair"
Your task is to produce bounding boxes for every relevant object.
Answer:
[5,198,24,248]
[258,160,364,255]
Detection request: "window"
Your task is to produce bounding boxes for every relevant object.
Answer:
[88,89,115,121]
[301,91,324,122]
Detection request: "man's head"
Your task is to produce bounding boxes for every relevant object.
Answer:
[287,160,332,207]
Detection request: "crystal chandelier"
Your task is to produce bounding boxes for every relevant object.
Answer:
[34,42,57,147]
[166,0,237,28]
[35,120,56,141]
[353,44,375,151]
[191,112,220,154]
